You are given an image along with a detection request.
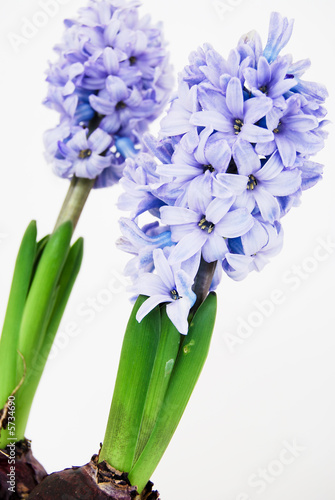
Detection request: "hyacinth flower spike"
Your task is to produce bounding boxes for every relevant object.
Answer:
[0,0,172,496]
[79,11,326,498]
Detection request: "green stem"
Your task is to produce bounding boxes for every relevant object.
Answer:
[191,257,217,315]
[99,296,161,473]
[128,293,217,493]
[53,176,95,233]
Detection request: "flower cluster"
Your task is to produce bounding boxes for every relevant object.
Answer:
[43,0,173,187]
[118,13,328,333]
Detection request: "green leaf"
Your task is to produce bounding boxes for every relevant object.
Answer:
[13,237,84,441]
[0,221,37,411]
[99,296,161,473]
[17,221,72,377]
[134,308,181,462]
[128,293,217,493]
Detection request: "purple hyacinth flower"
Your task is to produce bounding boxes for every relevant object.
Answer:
[118,152,164,217]
[157,128,231,195]
[190,77,274,146]
[136,248,196,335]
[219,140,302,223]
[56,128,112,178]
[89,75,155,134]
[224,218,283,279]
[222,253,254,281]
[243,56,297,102]
[257,94,322,166]
[160,81,200,141]
[117,218,173,281]
[160,187,254,265]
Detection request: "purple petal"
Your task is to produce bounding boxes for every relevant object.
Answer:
[173,143,200,167]
[104,19,121,45]
[243,68,258,89]
[226,77,244,118]
[194,127,213,165]
[256,151,283,181]
[233,140,261,175]
[257,57,271,86]
[198,87,229,115]
[166,299,191,335]
[202,233,228,262]
[206,196,234,224]
[137,273,169,296]
[169,230,208,265]
[160,206,199,225]
[103,47,119,74]
[89,154,112,172]
[215,208,254,238]
[275,134,296,167]
[153,249,175,290]
[263,169,301,196]
[57,140,75,160]
[158,164,201,179]
[175,269,197,303]
[190,111,232,133]
[253,187,280,223]
[241,123,274,143]
[105,75,129,102]
[205,137,231,173]
[243,96,272,124]
[269,78,297,99]
[88,128,112,154]
[100,113,122,134]
[136,294,170,323]
[213,173,248,196]
[255,140,276,156]
[241,220,269,255]
[89,95,116,115]
[283,115,318,132]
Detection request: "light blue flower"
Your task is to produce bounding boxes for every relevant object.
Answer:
[258,94,323,166]
[56,128,113,178]
[118,153,164,217]
[160,187,254,265]
[243,56,297,102]
[117,218,173,281]
[190,77,274,147]
[136,249,196,335]
[223,141,302,223]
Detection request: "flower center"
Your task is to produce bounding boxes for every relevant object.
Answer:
[259,85,268,94]
[203,164,215,173]
[129,56,137,66]
[78,148,92,159]
[273,121,282,134]
[116,101,127,111]
[247,174,258,190]
[198,216,215,234]
[170,288,181,300]
[233,118,244,135]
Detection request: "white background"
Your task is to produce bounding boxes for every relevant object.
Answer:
[0,0,335,499]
